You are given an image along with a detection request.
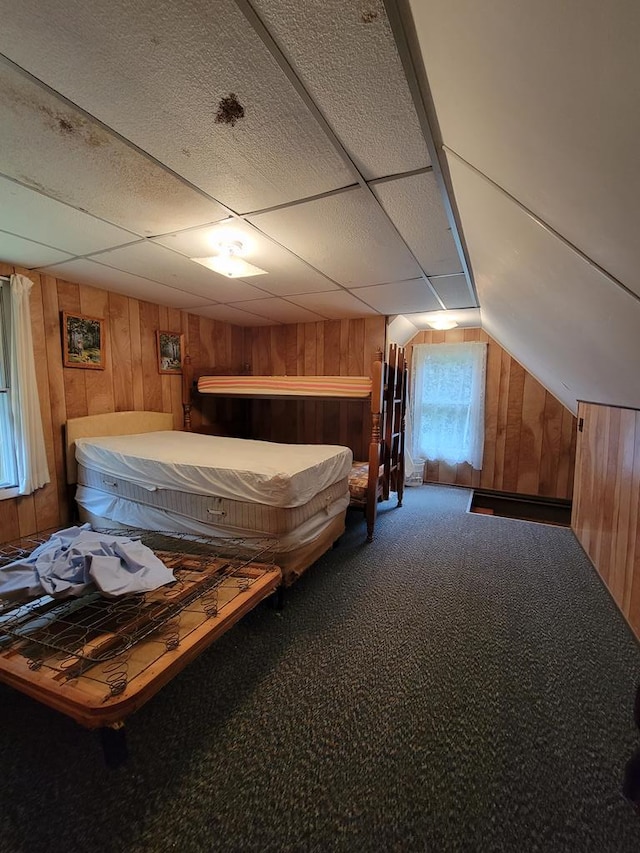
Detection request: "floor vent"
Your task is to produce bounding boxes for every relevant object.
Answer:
[468,490,572,527]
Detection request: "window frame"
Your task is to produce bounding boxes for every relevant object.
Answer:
[0,276,18,498]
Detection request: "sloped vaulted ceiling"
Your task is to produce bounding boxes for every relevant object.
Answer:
[400,0,640,413]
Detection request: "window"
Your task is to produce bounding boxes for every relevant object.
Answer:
[410,341,487,469]
[0,274,50,497]
[0,278,18,489]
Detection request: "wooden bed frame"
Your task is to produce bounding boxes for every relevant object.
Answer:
[190,344,408,541]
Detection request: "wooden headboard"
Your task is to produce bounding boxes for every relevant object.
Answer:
[65,411,174,484]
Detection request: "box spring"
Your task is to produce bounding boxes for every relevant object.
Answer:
[77,464,349,537]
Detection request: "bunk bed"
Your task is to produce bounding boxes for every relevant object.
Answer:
[192,344,408,542]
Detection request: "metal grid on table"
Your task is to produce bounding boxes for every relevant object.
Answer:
[0,529,277,699]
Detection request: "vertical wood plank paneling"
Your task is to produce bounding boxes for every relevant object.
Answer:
[539,393,563,497]
[493,349,511,490]
[517,373,546,494]
[503,359,525,491]
[573,402,640,640]
[139,302,161,412]
[109,291,134,412]
[610,409,636,607]
[128,298,145,412]
[480,338,501,489]
[406,329,576,499]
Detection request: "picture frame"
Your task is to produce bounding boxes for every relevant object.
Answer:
[62,311,106,370]
[156,330,184,374]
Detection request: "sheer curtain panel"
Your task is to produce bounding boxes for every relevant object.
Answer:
[411,341,487,470]
[9,274,50,494]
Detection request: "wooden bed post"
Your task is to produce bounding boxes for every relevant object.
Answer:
[182,353,192,432]
[366,350,384,542]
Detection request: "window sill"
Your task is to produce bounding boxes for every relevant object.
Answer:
[0,486,20,500]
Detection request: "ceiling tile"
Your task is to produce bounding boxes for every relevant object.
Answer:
[228,298,326,324]
[248,188,422,286]
[37,259,212,309]
[0,61,229,238]
[372,172,463,276]
[350,278,442,314]
[430,274,476,309]
[0,231,72,268]
[0,0,354,214]
[0,176,138,256]
[153,221,339,296]
[191,304,277,326]
[89,242,273,303]
[250,0,430,180]
[288,290,379,319]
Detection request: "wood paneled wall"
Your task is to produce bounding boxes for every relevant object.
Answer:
[406,328,576,499]
[0,262,244,546]
[572,401,640,637]
[240,317,386,461]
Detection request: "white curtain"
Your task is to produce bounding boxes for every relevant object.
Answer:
[411,341,487,469]
[9,274,50,494]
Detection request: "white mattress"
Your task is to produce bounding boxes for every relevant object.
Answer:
[74,432,352,508]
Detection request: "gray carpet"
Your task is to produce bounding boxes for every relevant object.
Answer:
[1,485,640,852]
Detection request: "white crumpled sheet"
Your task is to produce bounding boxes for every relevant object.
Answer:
[0,525,175,599]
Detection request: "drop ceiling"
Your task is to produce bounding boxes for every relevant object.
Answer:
[0,0,473,331]
[2,0,638,414]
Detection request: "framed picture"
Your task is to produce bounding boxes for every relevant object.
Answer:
[62,311,105,370]
[156,330,184,374]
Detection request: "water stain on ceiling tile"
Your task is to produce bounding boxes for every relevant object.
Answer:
[215,93,245,127]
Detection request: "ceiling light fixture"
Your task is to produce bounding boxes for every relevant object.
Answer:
[426,314,459,331]
[191,238,268,278]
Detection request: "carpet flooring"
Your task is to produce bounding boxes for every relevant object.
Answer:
[1,485,640,852]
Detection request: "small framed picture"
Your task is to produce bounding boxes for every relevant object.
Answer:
[156,330,184,374]
[62,311,106,370]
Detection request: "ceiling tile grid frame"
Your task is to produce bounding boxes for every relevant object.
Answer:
[350,278,442,315]
[248,187,423,287]
[0,60,230,237]
[0,0,356,213]
[38,258,215,309]
[0,232,72,268]
[224,297,325,324]
[80,241,275,303]
[372,170,463,277]
[193,303,278,326]
[247,0,430,180]
[287,289,380,319]
[446,152,640,413]
[408,0,640,296]
[0,175,139,256]
[429,273,477,310]
[152,220,341,296]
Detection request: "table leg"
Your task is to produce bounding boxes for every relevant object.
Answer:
[100,722,128,768]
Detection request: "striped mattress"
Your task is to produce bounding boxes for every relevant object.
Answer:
[197,374,373,399]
